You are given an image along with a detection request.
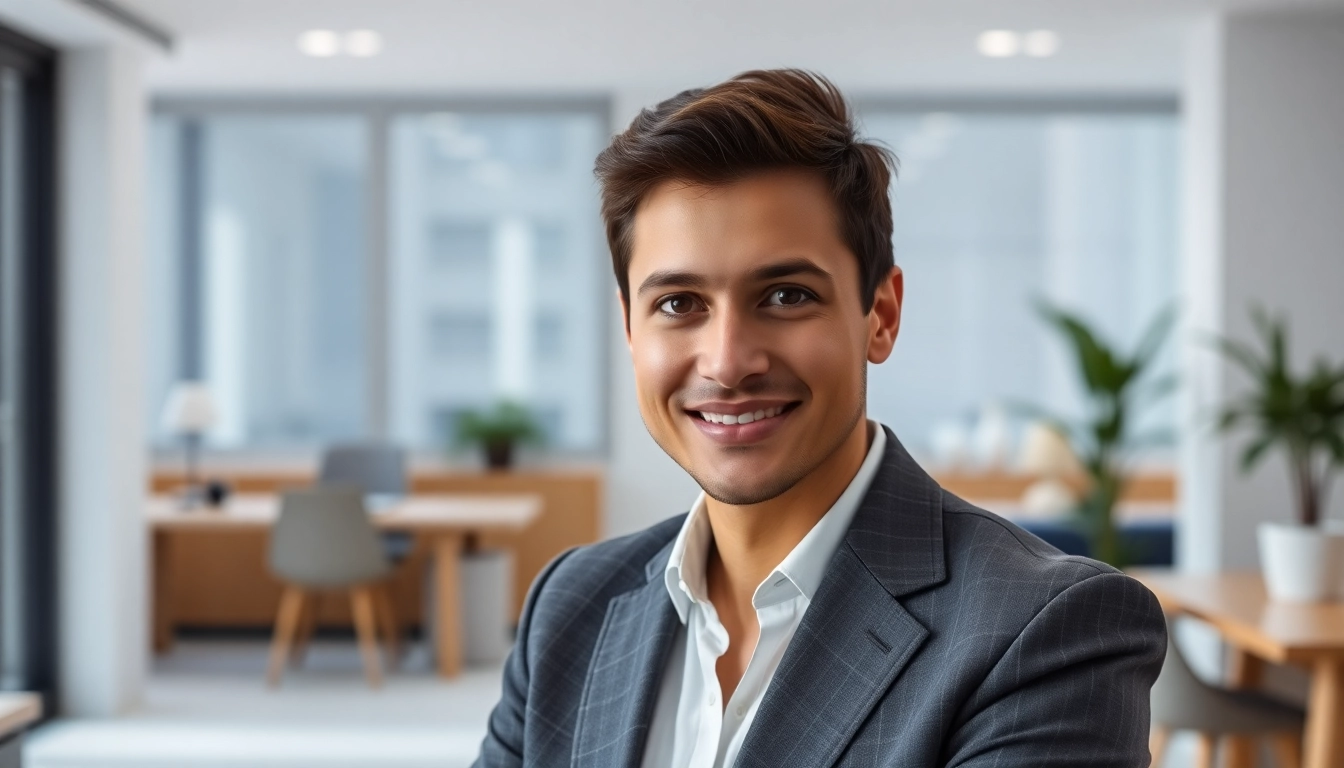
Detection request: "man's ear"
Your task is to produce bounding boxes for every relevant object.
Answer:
[619,288,632,348]
[867,266,903,364]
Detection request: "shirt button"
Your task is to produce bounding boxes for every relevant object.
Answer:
[708,692,717,705]
[735,704,748,718]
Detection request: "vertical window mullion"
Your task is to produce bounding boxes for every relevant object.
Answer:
[367,110,390,440]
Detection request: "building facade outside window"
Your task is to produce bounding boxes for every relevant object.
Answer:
[147,100,610,456]
[859,101,1180,462]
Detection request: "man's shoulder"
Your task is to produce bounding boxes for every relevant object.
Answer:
[940,492,1115,580]
[924,492,1156,623]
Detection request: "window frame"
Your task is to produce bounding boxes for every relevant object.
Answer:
[150,95,615,462]
[0,22,59,714]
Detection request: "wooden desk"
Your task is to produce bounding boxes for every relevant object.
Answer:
[0,693,40,740]
[1132,569,1344,768]
[152,468,602,626]
[149,493,540,677]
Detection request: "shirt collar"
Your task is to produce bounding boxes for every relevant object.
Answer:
[663,422,887,622]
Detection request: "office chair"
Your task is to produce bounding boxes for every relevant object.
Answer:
[318,442,415,562]
[1150,614,1304,768]
[266,487,400,688]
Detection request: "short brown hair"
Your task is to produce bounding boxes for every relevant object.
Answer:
[595,69,896,315]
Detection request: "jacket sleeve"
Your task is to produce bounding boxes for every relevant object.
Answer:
[473,548,577,768]
[944,571,1168,768]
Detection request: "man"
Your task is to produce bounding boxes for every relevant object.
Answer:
[475,69,1166,768]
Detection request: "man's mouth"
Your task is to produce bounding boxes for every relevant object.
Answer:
[691,403,795,425]
[682,401,801,445]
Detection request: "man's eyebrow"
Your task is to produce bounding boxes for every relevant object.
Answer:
[749,257,833,283]
[635,258,833,298]
[636,270,708,297]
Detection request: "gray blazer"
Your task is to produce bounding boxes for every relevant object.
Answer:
[475,428,1166,767]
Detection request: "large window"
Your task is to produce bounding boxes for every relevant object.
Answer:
[148,100,609,454]
[857,102,1180,458]
[0,23,57,703]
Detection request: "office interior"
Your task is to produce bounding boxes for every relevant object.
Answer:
[0,0,1342,766]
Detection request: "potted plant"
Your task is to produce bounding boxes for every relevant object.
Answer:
[1025,301,1177,567]
[454,401,544,470]
[1213,307,1344,601]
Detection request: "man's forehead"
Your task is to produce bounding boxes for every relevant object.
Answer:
[627,172,849,286]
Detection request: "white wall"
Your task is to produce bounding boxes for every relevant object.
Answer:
[1179,10,1344,572]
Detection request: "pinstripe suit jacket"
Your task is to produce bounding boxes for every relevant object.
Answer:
[475,427,1166,767]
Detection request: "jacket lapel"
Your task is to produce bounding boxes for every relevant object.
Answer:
[572,540,680,768]
[735,427,947,768]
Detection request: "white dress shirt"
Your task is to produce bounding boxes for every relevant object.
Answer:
[640,423,887,768]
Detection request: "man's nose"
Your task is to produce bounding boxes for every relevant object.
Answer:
[697,307,769,389]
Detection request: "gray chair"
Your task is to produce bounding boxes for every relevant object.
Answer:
[318,442,408,496]
[318,442,415,563]
[266,487,399,689]
[1150,614,1304,768]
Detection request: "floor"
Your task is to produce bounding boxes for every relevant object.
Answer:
[25,639,505,768]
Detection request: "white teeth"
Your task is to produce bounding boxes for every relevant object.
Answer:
[698,406,788,424]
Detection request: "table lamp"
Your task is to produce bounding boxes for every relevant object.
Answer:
[1018,421,1081,517]
[161,381,218,504]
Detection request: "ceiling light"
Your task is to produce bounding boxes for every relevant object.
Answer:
[297,29,340,57]
[977,30,1021,58]
[344,30,383,58]
[1023,30,1061,58]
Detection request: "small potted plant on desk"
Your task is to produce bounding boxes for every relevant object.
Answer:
[455,401,544,471]
[1213,307,1344,602]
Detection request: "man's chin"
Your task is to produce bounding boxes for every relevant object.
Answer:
[689,465,805,507]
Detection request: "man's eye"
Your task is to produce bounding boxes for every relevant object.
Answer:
[766,288,814,307]
[657,295,699,316]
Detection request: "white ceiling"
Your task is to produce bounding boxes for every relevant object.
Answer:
[122,0,1344,97]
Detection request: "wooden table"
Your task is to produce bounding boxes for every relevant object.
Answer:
[1132,569,1344,768]
[148,493,540,677]
[0,693,40,740]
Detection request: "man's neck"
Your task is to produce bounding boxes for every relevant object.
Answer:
[703,418,873,613]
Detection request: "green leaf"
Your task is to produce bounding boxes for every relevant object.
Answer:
[1035,299,1116,395]
[1209,335,1266,379]
[1132,303,1178,371]
[1240,434,1277,472]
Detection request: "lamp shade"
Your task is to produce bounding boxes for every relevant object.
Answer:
[161,382,218,434]
[1018,421,1080,477]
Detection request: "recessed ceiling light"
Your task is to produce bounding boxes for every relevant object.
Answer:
[344,30,383,58]
[977,30,1021,58]
[1023,30,1061,58]
[297,29,340,57]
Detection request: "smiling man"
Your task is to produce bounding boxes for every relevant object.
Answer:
[475,70,1166,768]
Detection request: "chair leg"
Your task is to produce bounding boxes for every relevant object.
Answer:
[1270,731,1303,768]
[291,591,319,667]
[1193,732,1217,768]
[267,586,306,687]
[373,585,401,669]
[350,586,383,689]
[1148,726,1170,767]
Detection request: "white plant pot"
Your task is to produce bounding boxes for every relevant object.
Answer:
[1258,522,1344,602]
